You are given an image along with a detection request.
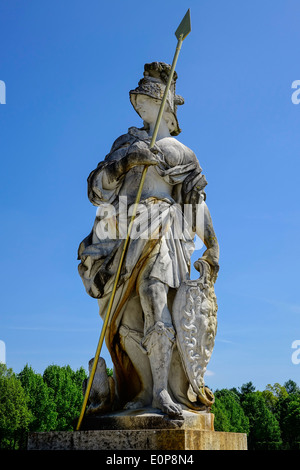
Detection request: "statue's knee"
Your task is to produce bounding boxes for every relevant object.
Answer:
[141,321,176,354]
[119,324,145,353]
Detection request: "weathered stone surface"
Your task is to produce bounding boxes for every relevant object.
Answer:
[28,429,247,451]
[28,409,247,450]
[77,408,214,431]
[77,61,220,420]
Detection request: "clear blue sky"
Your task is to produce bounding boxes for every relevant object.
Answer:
[0,0,299,392]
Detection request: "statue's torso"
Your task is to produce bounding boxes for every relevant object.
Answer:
[117,134,196,203]
[119,164,173,202]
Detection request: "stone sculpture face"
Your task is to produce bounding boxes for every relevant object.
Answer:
[134,94,161,123]
[78,62,219,420]
[134,94,174,138]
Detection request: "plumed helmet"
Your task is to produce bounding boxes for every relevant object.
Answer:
[129,62,184,136]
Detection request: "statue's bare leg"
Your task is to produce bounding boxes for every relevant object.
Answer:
[119,296,153,410]
[138,268,183,419]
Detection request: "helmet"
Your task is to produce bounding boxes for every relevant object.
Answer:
[129,62,184,136]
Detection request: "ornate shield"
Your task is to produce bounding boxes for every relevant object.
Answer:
[172,259,218,406]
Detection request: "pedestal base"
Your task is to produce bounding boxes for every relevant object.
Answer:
[27,409,247,451]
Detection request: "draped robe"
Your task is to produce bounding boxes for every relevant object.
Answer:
[78,127,209,410]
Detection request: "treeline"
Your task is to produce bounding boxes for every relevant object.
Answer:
[0,363,299,450]
[211,381,300,450]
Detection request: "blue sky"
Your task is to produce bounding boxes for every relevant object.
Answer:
[0,0,299,392]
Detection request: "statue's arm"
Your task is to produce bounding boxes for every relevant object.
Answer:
[102,143,158,186]
[194,202,219,281]
[87,137,157,202]
[172,144,219,279]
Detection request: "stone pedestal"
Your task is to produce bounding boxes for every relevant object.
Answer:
[28,409,247,451]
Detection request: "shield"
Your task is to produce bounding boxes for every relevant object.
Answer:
[172,259,218,406]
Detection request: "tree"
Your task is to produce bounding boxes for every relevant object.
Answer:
[43,364,87,431]
[284,380,300,396]
[212,389,249,434]
[264,383,288,400]
[242,391,282,449]
[1,360,298,451]
[281,396,300,449]
[211,396,231,432]
[18,364,57,432]
[262,383,288,416]
[0,364,32,449]
[239,381,256,399]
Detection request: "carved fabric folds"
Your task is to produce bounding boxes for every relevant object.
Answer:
[77,127,208,410]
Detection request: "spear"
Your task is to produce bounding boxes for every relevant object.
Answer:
[76,8,191,431]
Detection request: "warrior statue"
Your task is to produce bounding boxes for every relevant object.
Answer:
[78,62,219,420]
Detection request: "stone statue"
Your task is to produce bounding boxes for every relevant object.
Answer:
[82,357,115,415]
[78,62,219,420]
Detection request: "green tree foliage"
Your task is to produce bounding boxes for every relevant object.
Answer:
[212,396,231,431]
[42,364,87,431]
[239,381,256,397]
[272,381,300,449]
[18,364,57,432]
[0,364,32,449]
[284,379,300,395]
[262,382,288,418]
[242,390,282,449]
[212,389,249,434]
[1,362,299,451]
[281,396,300,449]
